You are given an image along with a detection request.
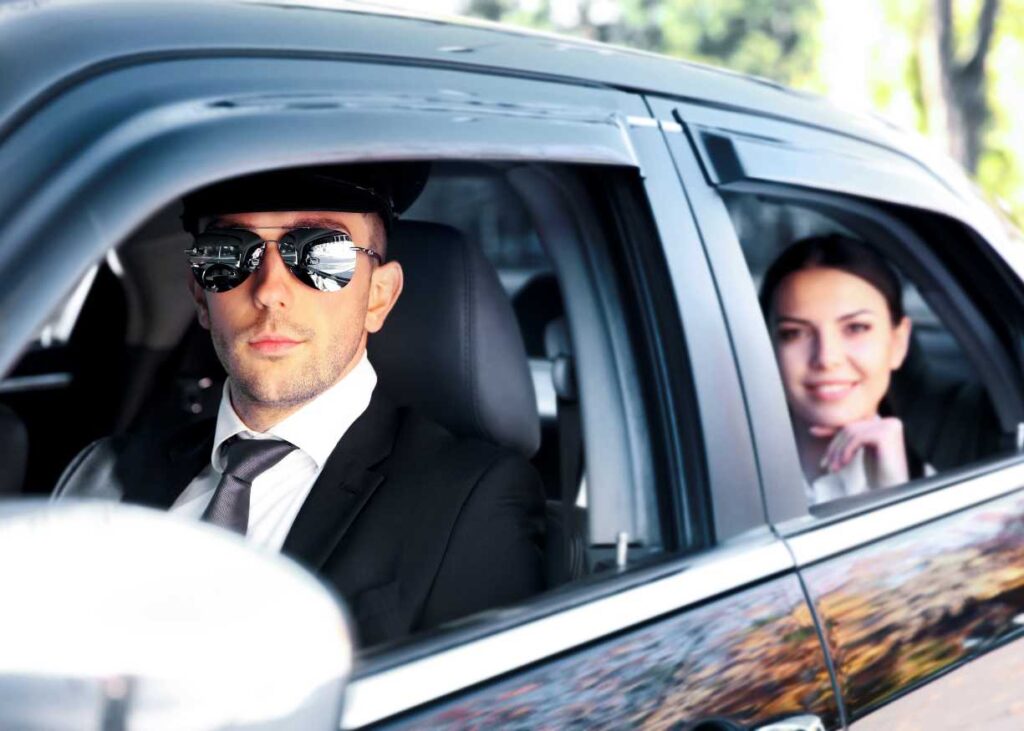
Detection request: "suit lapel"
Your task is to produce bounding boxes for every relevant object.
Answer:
[122,418,214,510]
[281,391,400,571]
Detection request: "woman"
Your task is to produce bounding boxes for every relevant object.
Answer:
[760,234,914,504]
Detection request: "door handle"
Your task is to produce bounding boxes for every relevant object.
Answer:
[755,714,825,731]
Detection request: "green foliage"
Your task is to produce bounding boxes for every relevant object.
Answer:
[462,0,821,87]
[875,0,1024,224]
[980,1,1024,224]
[652,0,821,87]
[459,0,1022,226]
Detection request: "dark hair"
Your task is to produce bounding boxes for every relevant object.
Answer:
[759,234,905,325]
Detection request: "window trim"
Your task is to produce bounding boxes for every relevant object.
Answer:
[645,111,802,531]
[787,457,1024,564]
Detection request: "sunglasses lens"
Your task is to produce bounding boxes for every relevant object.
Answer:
[293,234,360,292]
[187,232,254,293]
[197,264,248,292]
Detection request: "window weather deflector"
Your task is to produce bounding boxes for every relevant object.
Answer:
[677,114,961,213]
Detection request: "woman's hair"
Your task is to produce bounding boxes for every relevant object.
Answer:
[759,234,905,325]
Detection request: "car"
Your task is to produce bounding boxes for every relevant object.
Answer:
[2,1,1024,728]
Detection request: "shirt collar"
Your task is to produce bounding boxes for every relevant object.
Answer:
[211,351,377,472]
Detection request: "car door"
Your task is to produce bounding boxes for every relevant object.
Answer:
[346,114,839,730]
[651,94,1024,728]
[0,6,838,726]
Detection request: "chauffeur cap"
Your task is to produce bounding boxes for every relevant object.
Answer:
[181,162,430,235]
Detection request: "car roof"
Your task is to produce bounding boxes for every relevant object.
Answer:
[1,0,906,148]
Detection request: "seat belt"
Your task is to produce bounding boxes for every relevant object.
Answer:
[546,317,585,581]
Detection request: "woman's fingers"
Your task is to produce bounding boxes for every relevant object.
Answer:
[818,419,883,471]
[815,417,908,484]
[822,428,850,472]
[839,427,873,467]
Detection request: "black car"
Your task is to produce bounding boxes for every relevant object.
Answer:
[2,1,1024,729]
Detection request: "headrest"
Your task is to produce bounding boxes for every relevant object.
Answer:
[368,221,540,458]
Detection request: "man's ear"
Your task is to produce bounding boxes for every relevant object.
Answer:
[364,260,403,334]
[188,275,211,330]
[890,315,912,370]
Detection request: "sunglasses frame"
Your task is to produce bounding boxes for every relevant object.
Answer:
[185,227,382,293]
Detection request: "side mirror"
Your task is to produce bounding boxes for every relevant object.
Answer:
[0,501,354,730]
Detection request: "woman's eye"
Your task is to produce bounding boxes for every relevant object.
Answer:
[776,327,803,343]
[845,322,872,335]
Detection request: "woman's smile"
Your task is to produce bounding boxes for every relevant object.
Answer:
[804,380,860,401]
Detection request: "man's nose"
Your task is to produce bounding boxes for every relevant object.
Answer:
[812,329,843,369]
[250,242,294,308]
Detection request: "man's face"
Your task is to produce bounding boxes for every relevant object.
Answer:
[189,210,402,421]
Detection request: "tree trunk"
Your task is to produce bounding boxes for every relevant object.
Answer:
[925,0,999,173]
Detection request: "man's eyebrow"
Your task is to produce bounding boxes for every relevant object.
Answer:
[204,216,354,230]
[289,216,352,230]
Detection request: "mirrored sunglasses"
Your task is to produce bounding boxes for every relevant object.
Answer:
[185,228,382,293]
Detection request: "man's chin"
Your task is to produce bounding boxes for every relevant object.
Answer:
[231,372,314,409]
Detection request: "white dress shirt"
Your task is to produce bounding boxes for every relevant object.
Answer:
[806,448,872,505]
[806,447,935,505]
[171,352,377,550]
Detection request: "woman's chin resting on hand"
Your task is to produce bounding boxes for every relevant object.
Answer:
[760,234,914,504]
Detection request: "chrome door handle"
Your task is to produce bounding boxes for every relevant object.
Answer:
[755,714,825,731]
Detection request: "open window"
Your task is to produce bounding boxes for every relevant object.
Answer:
[3,157,708,654]
[724,187,1024,514]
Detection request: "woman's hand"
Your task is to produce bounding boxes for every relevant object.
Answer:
[810,417,909,487]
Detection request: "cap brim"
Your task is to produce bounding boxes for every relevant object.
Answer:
[182,162,430,233]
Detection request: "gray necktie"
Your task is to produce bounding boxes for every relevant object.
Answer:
[201,437,296,535]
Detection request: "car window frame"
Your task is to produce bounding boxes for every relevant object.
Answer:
[652,94,1024,530]
[0,51,779,724]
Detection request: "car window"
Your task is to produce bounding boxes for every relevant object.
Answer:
[4,159,699,652]
[724,189,1023,513]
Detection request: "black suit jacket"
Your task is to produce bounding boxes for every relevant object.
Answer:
[55,391,546,646]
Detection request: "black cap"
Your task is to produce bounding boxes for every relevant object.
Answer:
[181,162,430,234]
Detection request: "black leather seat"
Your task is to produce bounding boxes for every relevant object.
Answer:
[888,334,1003,471]
[369,220,540,458]
[371,220,585,587]
[0,403,28,495]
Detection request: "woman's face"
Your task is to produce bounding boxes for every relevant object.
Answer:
[771,266,911,430]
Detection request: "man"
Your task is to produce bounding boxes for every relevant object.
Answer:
[56,164,546,646]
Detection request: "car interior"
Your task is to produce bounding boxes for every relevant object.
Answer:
[1,161,679,639]
[725,190,1013,488]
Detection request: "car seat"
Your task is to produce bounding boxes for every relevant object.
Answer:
[0,403,28,495]
[887,331,1003,470]
[370,220,583,587]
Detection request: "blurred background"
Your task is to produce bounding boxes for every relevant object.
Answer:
[378,0,1023,227]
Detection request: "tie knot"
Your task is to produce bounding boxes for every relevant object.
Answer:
[220,437,296,484]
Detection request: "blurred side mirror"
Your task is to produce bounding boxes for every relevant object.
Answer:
[0,501,354,730]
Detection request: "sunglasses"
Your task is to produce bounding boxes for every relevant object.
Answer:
[186,227,382,293]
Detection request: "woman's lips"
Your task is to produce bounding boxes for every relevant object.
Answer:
[805,381,858,401]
